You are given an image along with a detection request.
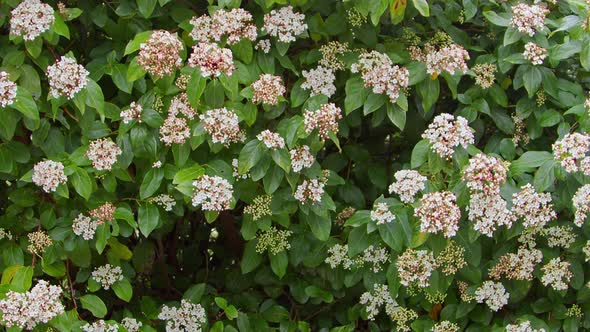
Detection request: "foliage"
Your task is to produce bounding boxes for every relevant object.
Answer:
[0,0,590,331]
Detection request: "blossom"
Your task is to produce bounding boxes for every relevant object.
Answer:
[301,66,337,97]
[359,284,397,320]
[425,43,470,76]
[290,145,315,172]
[10,0,54,40]
[46,56,89,99]
[189,8,257,44]
[489,247,543,281]
[325,244,353,269]
[255,227,292,255]
[192,175,233,211]
[510,3,549,36]
[388,170,427,204]
[263,6,307,43]
[200,108,242,145]
[351,51,409,103]
[462,154,508,194]
[0,71,17,108]
[396,248,437,287]
[86,138,122,171]
[432,321,460,332]
[159,116,190,145]
[244,195,272,221]
[573,184,590,227]
[523,42,547,65]
[552,132,590,174]
[149,194,176,211]
[251,74,285,105]
[0,280,64,330]
[542,226,576,248]
[475,281,509,311]
[72,213,98,240]
[121,318,142,332]
[255,39,271,53]
[120,102,143,124]
[168,93,196,120]
[422,113,474,159]
[32,160,67,192]
[436,241,466,275]
[159,300,207,332]
[319,41,350,71]
[152,161,162,168]
[360,246,390,272]
[188,42,234,77]
[467,193,515,237]
[473,63,497,89]
[541,258,572,291]
[27,230,52,255]
[137,30,183,78]
[82,320,119,332]
[257,130,286,149]
[294,179,325,204]
[92,264,123,290]
[370,202,395,225]
[415,191,461,238]
[303,103,342,140]
[89,202,116,224]
[512,184,556,228]
[506,321,546,332]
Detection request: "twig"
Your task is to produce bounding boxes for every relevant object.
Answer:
[62,107,79,123]
[66,259,78,310]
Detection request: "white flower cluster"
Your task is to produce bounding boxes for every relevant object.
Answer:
[359,284,398,320]
[192,175,233,211]
[159,116,191,146]
[168,93,196,120]
[301,66,337,97]
[189,8,257,45]
[257,130,286,150]
[415,191,461,238]
[541,257,572,291]
[188,42,234,77]
[462,154,508,194]
[510,3,549,36]
[467,192,515,237]
[86,138,122,171]
[396,248,437,288]
[319,41,350,71]
[92,264,124,290]
[475,281,509,311]
[32,160,67,193]
[489,247,543,281]
[512,184,556,228]
[0,228,13,240]
[422,113,474,159]
[325,244,389,272]
[388,170,427,204]
[523,42,547,65]
[159,300,207,332]
[506,321,546,332]
[255,39,271,53]
[72,213,98,240]
[200,108,242,146]
[351,51,409,103]
[361,246,390,273]
[0,280,64,330]
[263,6,307,43]
[82,320,119,332]
[149,194,176,211]
[10,0,54,40]
[138,30,184,78]
[432,321,460,332]
[290,145,315,172]
[47,56,89,99]
[255,227,292,255]
[232,158,249,180]
[552,132,590,175]
[325,244,353,269]
[370,202,395,225]
[251,74,286,105]
[0,71,17,108]
[304,103,343,140]
[294,179,325,204]
[121,317,143,332]
[120,102,143,124]
[584,241,590,262]
[542,226,575,248]
[573,184,590,227]
[425,43,470,76]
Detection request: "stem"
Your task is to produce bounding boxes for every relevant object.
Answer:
[66,259,78,310]
[62,107,80,123]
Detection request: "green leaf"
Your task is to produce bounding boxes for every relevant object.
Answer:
[127,57,146,82]
[238,140,265,175]
[510,151,553,176]
[412,0,429,16]
[483,11,510,26]
[25,38,42,58]
[344,77,367,114]
[138,204,160,237]
[71,167,93,200]
[204,80,225,108]
[271,149,291,173]
[173,164,205,185]
[240,240,262,274]
[139,168,164,199]
[270,251,288,279]
[11,88,39,121]
[389,0,407,24]
[411,139,431,169]
[387,104,406,130]
[112,278,133,302]
[53,12,70,39]
[304,285,334,303]
[523,66,542,98]
[417,78,439,112]
[304,212,331,241]
[124,31,153,55]
[85,79,105,120]
[80,294,107,318]
[187,70,206,109]
[184,283,207,303]
[11,266,33,292]
[137,0,157,18]
[581,41,590,71]
[348,226,370,256]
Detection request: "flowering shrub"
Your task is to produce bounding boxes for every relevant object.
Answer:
[2,0,590,331]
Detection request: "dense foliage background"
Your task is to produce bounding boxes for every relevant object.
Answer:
[1,0,590,331]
